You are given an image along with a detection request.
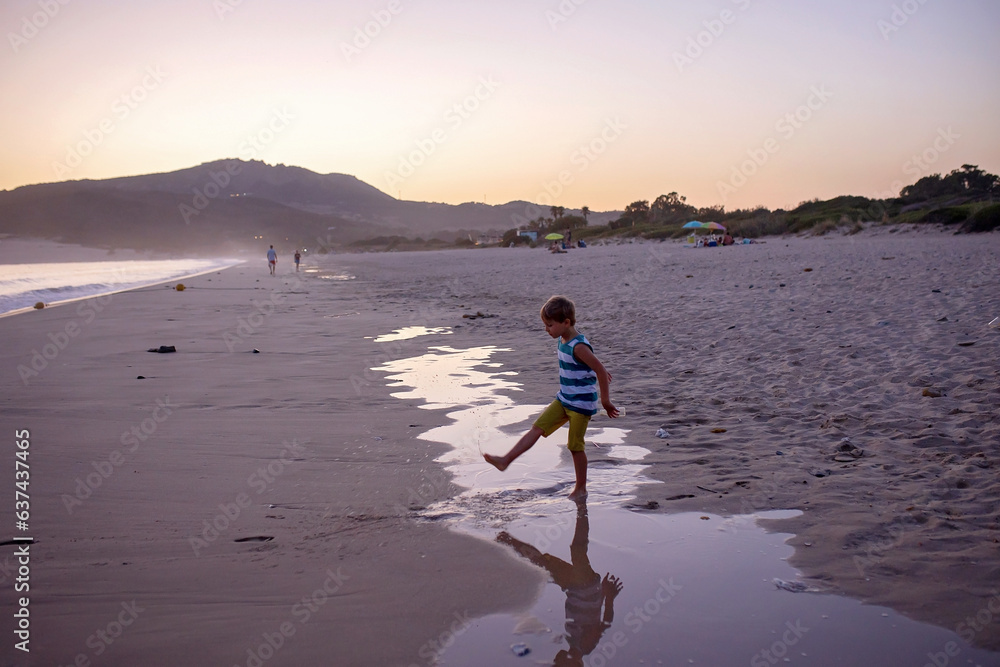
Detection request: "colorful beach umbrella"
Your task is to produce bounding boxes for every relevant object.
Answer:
[705,222,726,231]
[682,221,704,229]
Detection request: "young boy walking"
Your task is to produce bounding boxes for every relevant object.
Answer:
[484,295,619,501]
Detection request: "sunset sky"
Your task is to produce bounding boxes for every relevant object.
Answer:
[2,0,998,212]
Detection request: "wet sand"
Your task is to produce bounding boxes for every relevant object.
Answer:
[0,254,543,666]
[326,225,1000,652]
[1,227,998,664]
[369,338,999,665]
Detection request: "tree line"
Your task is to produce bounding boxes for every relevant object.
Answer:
[501,164,999,244]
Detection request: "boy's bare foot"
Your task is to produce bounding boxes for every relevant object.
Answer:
[568,487,588,502]
[483,454,509,471]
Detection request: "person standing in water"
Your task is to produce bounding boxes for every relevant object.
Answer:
[484,295,618,501]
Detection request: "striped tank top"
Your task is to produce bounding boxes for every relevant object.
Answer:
[556,334,598,416]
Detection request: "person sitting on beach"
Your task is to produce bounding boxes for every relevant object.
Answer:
[722,233,734,246]
[266,245,277,275]
[496,500,622,666]
[484,295,618,501]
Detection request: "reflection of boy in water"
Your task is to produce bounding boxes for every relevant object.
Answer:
[496,501,622,667]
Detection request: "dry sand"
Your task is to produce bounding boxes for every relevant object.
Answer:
[1,227,998,665]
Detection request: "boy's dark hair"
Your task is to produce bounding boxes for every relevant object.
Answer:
[541,295,576,325]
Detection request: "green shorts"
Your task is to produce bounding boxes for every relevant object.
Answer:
[533,400,592,452]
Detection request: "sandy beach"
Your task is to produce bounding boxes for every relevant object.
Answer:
[1,227,999,665]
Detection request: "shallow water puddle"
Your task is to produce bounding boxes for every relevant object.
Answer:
[374,339,1000,666]
[370,326,453,343]
[376,344,640,497]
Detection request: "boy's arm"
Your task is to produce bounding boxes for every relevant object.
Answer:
[572,345,619,418]
[601,574,623,624]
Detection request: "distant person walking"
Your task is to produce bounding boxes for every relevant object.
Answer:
[267,245,277,276]
[294,250,301,272]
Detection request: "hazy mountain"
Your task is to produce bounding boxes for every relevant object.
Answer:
[0,160,618,253]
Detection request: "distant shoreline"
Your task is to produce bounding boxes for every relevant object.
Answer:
[0,240,243,317]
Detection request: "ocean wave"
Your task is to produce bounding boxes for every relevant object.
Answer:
[0,259,241,315]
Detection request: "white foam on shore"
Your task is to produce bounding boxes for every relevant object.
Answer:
[0,258,242,316]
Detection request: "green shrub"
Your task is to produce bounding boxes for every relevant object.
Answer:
[727,214,789,238]
[575,224,610,240]
[963,203,1000,232]
[641,228,676,240]
[811,218,839,236]
[922,206,971,225]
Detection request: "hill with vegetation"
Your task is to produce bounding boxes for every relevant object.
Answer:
[0,159,616,254]
[539,164,999,246]
[0,161,995,254]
